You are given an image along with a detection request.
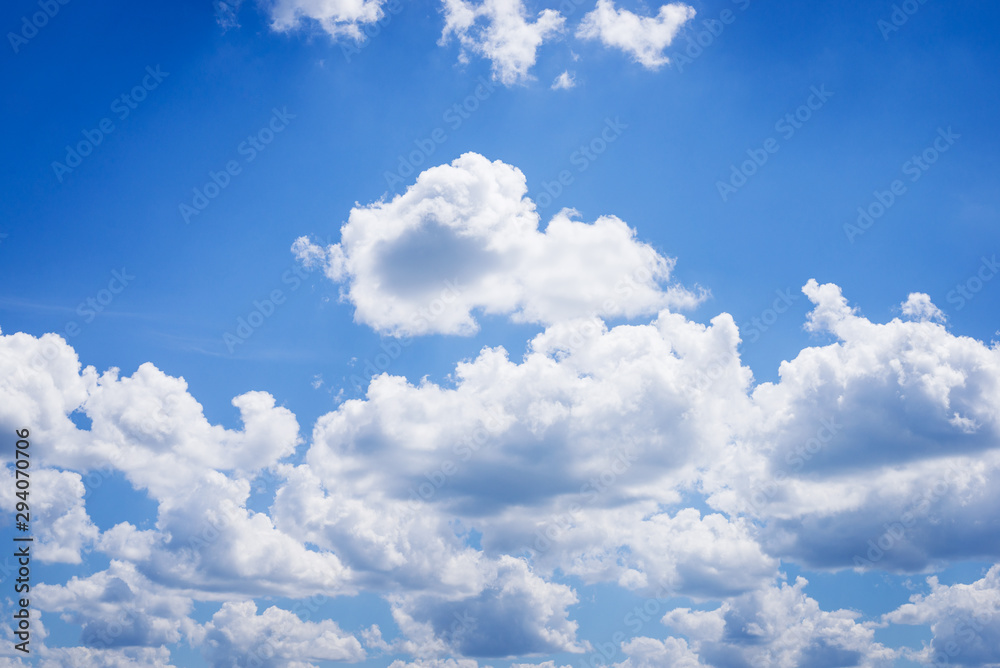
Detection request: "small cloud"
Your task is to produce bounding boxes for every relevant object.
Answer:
[577,0,695,70]
[440,0,566,85]
[312,374,325,390]
[214,0,244,30]
[900,292,946,323]
[551,71,576,90]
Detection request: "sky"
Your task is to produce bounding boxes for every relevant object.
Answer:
[1,0,1000,666]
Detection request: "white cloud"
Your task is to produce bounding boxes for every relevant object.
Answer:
[885,565,1000,667]
[551,70,575,89]
[266,0,387,40]
[34,560,194,649]
[520,507,776,599]
[662,577,896,667]
[388,660,483,668]
[198,600,365,667]
[704,280,1000,571]
[612,636,706,668]
[389,556,583,657]
[293,153,705,336]
[82,365,301,493]
[440,0,565,84]
[96,522,161,562]
[0,467,98,563]
[37,646,175,668]
[0,328,95,469]
[214,0,245,30]
[576,0,694,69]
[901,291,946,322]
[0,329,352,600]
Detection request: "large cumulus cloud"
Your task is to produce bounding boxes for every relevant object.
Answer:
[292,153,704,336]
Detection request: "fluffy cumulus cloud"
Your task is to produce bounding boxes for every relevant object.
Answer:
[440,0,565,84]
[293,153,704,336]
[37,646,175,668]
[390,556,583,657]
[6,152,1000,664]
[265,0,387,40]
[197,600,365,666]
[885,565,1000,666]
[387,660,482,668]
[0,467,98,563]
[901,291,947,323]
[612,636,706,668]
[704,281,1000,571]
[577,0,695,69]
[661,577,896,667]
[34,560,194,649]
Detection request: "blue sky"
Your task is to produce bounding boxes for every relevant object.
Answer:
[2,0,1000,666]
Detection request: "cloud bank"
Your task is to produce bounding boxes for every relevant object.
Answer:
[3,154,998,666]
